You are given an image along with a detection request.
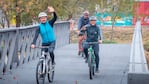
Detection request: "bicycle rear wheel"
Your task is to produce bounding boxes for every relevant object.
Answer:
[89,61,95,79]
[47,60,55,83]
[36,61,46,84]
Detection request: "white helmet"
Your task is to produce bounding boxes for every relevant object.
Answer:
[38,12,47,18]
[89,16,97,21]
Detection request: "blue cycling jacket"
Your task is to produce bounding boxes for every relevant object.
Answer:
[32,12,57,45]
[39,21,56,44]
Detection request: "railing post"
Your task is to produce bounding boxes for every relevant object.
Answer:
[11,29,19,68]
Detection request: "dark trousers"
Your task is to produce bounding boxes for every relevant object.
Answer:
[42,41,56,64]
[83,43,99,69]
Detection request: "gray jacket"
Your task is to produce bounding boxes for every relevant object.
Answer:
[83,24,103,42]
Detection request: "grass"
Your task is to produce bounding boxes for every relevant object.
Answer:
[102,40,117,44]
[101,26,134,44]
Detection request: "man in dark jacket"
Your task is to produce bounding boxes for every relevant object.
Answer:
[31,6,57,65]
[77,11,89,55]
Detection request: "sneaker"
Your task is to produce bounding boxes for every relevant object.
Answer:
[95,68,100,73]
[48,62,55,71]
[52,61,56,66]
[84,56,87,59]
[85,58,88,63]
[78,51,81,55]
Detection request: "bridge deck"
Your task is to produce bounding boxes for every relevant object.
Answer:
[0,44,130,84]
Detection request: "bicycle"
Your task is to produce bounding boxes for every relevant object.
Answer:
[35,46,55,84]
[84,42,98,80]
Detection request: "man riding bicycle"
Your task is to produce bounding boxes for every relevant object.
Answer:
[77,11,90,55]
[82,16,103,73]
[31,6,57,65]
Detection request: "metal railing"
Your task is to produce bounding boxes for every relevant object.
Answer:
[0,21,70,74]
[128,21,149,84]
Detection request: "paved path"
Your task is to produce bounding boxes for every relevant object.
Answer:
[0,44,130,84]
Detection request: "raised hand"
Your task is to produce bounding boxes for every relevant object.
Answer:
[48,6,55,13]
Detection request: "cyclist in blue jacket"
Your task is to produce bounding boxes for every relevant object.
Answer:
[31,6,57,65]
[82,16,103,73]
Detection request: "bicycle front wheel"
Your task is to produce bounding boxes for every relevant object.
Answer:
[92,62,95,76]
[36,60,46,84]
[47,60,55,83]
[88,52,93,80]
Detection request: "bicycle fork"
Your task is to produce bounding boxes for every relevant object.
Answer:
[42,60,46,74]
[40,56,46,74]
[43,58,50,74]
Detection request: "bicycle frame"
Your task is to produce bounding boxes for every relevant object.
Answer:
[88,45,96,67]
[35,46,55,84]
[40,51,49,74]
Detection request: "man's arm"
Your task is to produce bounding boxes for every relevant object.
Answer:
[47,6,57,27]
[32,28,39,45]
[98,26,103,43]
[49,12,57,27]
[78,17,83,30]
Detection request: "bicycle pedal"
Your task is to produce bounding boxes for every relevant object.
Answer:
[51,68,55,71]
[48,71,51,74]
[39,77,44,80]
[39,57,44,60]
[48,68,54,72]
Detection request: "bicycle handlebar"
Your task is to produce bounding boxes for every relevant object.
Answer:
[35,46,49,49]
[84,42,99,45]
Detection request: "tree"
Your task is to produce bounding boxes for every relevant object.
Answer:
[96,0,134,42]
[0,0,14,28]
[0,0,134,28]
